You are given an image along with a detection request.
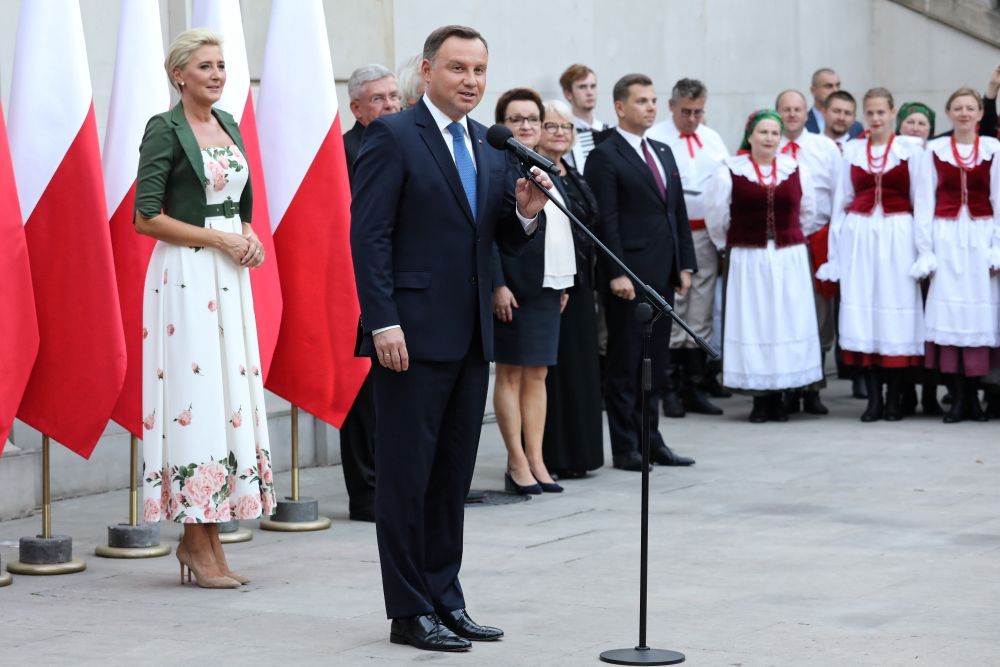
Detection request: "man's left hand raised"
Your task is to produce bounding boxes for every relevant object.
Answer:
[515,167,553,219]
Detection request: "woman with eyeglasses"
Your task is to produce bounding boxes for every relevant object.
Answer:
[535,99,604,479]
[491,88,577,494]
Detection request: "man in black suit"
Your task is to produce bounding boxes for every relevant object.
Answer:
[806,67,863,138]
[339,64,401,523]
[351,25,550,652]
[584,73,697,472]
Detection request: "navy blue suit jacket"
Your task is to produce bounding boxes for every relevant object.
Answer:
[350,99,533,362]
[584,131,696,294]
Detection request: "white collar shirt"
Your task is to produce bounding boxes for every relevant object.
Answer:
[779,131,841,234]
[422,95,476,170]
[572,114,608,132]
[647,116,729,220]
[616,126,666,184]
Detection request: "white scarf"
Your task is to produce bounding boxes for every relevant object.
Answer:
[542,183,577,289]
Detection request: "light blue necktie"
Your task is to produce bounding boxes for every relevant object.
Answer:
[447,121,477,219]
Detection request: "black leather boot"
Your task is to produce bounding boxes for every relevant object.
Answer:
[984,384,1000,418]
[661,353,686,418]
[749,396,768,423]
[921,379,943,415]
[943,374,965,424]
[851,368,868,399]
[702,356,732,398]
[768,392,789,422]
[883,369,903,421]
[801,390,828,415]
[899,380,918,416]
[860,368,883,422]
[968,378,988,422]
[783,390,801,414]
[682,349,723,415]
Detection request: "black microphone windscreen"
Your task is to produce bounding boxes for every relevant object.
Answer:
[486,124,513,149]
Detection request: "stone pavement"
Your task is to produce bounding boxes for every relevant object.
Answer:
[1,378,998,666]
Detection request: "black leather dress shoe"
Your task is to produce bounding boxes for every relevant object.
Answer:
[683,387,724,415]
[439,609,504,641]
[390,614,471,652]
[612,452,649,471]
[651,445,695,467]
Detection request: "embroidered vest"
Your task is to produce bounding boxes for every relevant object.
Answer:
[933,154,993,219]
[846,162,912,215]
[726,169,805,248]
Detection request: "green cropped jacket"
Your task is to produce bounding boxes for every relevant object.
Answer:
[134,101,253,227]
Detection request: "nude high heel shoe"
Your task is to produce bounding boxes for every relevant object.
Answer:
[176,543,240,589]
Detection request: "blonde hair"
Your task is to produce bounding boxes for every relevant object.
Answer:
[945,86,982,111]
[543,99,574,123]
[165,28,223,93]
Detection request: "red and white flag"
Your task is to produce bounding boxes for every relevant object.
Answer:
[192,0,282,380]
[104,0,169,438]
[9,0,126,458]
[257,0,369,427]
[0,100,39,451]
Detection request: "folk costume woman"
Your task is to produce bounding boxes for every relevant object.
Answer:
[706,110,823,423]
[911,87,1000,423]
[817,89,927,422]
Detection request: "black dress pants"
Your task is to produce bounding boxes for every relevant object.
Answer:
[372,344,489,619]
[339,371,376,519]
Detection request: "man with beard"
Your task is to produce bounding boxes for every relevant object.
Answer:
[806,67,864,138]
[823,90,858,151]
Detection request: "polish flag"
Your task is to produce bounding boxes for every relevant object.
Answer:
[104,0,169,438]
[0,100,39,451]
[9,0,126,458]
[257,0,369,426]
[192,0,282,379]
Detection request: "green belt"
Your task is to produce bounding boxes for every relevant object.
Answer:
[205,197,239,219]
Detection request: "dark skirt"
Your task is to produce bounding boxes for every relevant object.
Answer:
[542,276,604,474]
[494,288,561,366]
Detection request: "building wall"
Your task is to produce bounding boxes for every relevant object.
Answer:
[0,0,997,518]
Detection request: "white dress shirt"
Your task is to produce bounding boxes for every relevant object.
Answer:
[778,130,841,235]
[647,116,729,221]
[615,126,666,184]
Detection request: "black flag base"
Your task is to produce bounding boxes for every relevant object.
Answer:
[600,647,685,665]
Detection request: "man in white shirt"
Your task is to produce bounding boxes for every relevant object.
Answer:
[776,89,842,416]
[560,63,611,171]
[647,78,728,417]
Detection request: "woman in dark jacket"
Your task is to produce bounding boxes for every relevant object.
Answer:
[537,99,604,478]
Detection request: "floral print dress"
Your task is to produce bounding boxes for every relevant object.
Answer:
[141,145,275,523]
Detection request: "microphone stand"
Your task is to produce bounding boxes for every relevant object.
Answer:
[519,161,718,666]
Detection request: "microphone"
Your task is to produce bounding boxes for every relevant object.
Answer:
[486,124,561,177]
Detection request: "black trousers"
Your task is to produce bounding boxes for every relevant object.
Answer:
[339,371,376,518]
[603,291,674,460]
[372,345,489,619]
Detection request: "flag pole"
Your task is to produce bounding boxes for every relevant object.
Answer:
[7,435,86,575]
[260,404,331,532]
[95,435,171,559]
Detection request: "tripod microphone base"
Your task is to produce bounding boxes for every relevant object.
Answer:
[600,646,685,665]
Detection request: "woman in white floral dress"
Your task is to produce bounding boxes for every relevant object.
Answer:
[134,29,275,588]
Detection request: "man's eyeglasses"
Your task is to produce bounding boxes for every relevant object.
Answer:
[542,122,575,134]
[505,115,541,127]
[370,93,402,105]
[679,108,705,118]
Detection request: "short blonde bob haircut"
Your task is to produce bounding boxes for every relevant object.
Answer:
[165,28,223,93]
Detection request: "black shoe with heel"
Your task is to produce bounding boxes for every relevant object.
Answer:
[504,472,541,495]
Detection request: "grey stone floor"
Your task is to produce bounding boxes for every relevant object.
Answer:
[1,378,998,666]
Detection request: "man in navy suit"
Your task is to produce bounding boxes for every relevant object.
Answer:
[350,25,550,653]
[584,74,697,472]
[806,67,863,139]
